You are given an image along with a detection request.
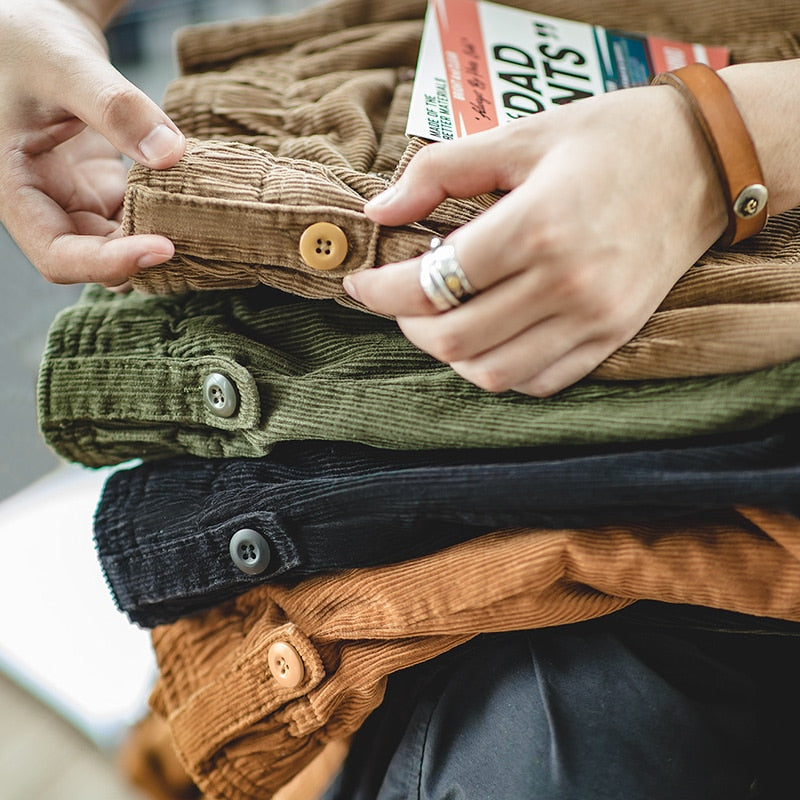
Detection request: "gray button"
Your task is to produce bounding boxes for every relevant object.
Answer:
[203,372,238,418]
[229,528,270,575]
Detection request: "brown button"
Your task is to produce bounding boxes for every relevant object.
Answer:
[299,222,348,270]
[267,641,305,689]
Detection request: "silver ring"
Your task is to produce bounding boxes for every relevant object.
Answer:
[419,237,476,311]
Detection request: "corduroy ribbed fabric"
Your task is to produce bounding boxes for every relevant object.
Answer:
[148,506,800,800]
[37,283,800,467]
[125,138,800,380]
[94,418,800,627]
[118,711,349,800]
[91,3,800,797]
[119,0,800,380]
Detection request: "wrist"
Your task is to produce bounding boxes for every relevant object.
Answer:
[718,60,800,217]
[649,83,729,250]
[652,63,768,247]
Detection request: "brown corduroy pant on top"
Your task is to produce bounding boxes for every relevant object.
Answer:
[123,0,800,381]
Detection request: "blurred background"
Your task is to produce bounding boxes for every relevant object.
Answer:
[0,1,312,797]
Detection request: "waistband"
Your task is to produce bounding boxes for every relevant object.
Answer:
[96,420,800,627]
[37,283,800,467]
[124,136,800,382]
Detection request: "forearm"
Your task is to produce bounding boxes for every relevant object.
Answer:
[721,59,800,216]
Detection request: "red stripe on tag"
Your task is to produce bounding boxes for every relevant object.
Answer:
[435,0,498,136]
[648,36,730,73]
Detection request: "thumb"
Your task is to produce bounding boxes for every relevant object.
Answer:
[364,131,512,225]
[60,57,185,169]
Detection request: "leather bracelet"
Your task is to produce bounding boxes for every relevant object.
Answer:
[651,63,768,247]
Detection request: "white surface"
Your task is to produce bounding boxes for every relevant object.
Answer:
[0,464,156,749]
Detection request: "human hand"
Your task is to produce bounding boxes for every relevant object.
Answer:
[0,0,185,287]
[346,84,728,397]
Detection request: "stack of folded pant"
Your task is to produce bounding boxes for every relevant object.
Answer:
[36,0,800,798]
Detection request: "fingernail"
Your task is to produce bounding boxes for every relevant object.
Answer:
[139,124,183,163]
[137,250,172,269]
[364,185,397,211]
[343,276,361,302]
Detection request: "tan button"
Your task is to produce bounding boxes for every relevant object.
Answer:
[299,222,348,270]
[267,641,305,689]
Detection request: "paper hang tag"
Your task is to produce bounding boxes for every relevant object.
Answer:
[406,0,730,141]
